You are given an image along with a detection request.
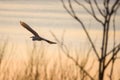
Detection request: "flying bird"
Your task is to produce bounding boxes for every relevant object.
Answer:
[20,21,56,44]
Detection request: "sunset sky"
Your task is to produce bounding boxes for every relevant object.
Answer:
[0,1,120,80]
[0,0,120,52]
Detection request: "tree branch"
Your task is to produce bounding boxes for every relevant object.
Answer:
[61,0,100,59]
[89,0,103,24]
[50,31,94,80]
[93,0,105,17]
[74,0,92,14]
[105,46,120,68]
[61,0,73,17]
[110,0,120,15]
[106,43,120,57]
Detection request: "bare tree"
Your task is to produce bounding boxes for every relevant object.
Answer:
[60,0,120,80]
[51,31,95,80]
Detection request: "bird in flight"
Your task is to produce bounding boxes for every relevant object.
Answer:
[20,21,56,44]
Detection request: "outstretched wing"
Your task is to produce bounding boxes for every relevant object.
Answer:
[43,39,56,44]
[20,21,39,37]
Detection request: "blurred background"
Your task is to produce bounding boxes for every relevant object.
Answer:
[0,0,120,80]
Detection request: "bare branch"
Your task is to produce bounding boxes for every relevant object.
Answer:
[114,2,120,11]
[61,0,74,17]
[50,31,69,54]
[110,0,120,15]
[89,0,103,24]
[68,0,76,16]
[74,0,103,24]
[108,9,118,80]
[50,31,94,80]
[106,43,120,57]
[74,16,100,59]
[66,54,94,80]
[74,0,92,14]
[105,46,120,68]
[61,0,100,59]
[93,0,105,17]
[113,9,117,48]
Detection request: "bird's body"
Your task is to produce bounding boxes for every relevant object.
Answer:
[20,21,56,44]
[31,36,42,41]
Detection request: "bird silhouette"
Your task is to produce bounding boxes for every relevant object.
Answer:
[20,21,56,44]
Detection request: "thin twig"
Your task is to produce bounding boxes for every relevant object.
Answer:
[110,0,120,15]
[74,0,92,14]
[61,0,73,16]
[61,0,100,60]
[50,31,94,80]
[105,47,120,68]
[89,0,103,24]
[106,43,120,57]
[93,0,105,17]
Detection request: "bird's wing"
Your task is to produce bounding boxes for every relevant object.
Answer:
[20,21,39,37]
[43,38,56,44]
